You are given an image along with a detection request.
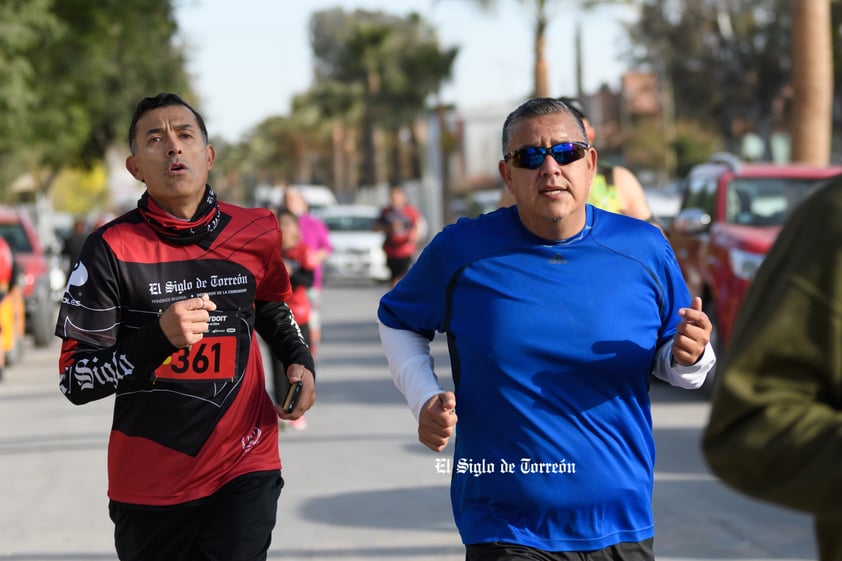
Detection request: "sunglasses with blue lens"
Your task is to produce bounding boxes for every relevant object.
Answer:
[504,141,590,170]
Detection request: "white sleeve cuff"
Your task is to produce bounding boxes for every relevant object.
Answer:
[652,339,716,389]
[377,321,444,420]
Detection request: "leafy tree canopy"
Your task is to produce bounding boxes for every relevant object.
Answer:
[0,0,192,193]
[310,8,457,120]
[628,0,794,145]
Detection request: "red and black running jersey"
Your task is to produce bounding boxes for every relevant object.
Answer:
[56,199,299,506]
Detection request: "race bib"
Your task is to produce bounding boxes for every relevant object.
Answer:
[154,311,241,382]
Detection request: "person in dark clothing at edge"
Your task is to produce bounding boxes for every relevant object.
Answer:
[55,92,315,561]
[702,174,842,561]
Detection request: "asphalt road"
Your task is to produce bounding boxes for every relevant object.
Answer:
[0,283,817,560]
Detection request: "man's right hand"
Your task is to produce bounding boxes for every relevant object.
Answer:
[159,294,217,348]
[418,392,457,452]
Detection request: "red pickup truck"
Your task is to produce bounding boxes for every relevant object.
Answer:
[668,153,842,393]
[0,206,57,349]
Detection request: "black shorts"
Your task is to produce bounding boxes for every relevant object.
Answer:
[386,256,413,280]
[110,471,283,561]
[465,539,654,561]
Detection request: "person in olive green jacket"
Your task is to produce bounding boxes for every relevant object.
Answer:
[702,173,842,561]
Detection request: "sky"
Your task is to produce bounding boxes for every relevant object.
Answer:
[174,0,639,142]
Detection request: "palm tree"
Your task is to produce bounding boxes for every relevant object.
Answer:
[309,9,457,188]
[790,0,832,165]
[455,0,632,98]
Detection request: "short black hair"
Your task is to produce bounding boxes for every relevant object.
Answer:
[128,93,208,154]
[276,206,298,223]
[557,97,588,121]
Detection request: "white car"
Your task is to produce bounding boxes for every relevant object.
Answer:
[314,205,390,283]
[253,183,338,212]
[644,184,682,229]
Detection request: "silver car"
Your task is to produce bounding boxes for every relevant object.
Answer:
[314,205,390,283]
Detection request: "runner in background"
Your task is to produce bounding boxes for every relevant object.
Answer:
[375,185,422,287]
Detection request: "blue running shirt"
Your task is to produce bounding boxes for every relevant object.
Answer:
[378,204,690,551]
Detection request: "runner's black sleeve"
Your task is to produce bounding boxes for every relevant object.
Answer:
[289,268,314,290]
[254,300,315,377]
[60,321,179,405]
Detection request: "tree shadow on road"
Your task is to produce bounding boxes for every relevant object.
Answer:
[298,483,455,533]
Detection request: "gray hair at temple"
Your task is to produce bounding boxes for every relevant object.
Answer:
[500,97,588,156]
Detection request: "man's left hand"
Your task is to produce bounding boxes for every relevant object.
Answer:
[275,364,315,420]
[672,296,711,366]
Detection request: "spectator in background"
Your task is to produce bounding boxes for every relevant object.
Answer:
[282,187,332,359]
[702,175,842,561]
[498,97,661,231]
[376,185,422,287]
[62,217,89,275]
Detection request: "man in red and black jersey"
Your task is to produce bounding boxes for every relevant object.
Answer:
[55,92,315,561]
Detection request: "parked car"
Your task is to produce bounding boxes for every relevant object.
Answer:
[313,205,390,283]
[668,153,842,392]
[0,235,25,379]
[253,184,338,212]
[0,206,58,347]
[290,184,338,211]
[644,181,682,229]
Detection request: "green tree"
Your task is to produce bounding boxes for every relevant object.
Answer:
[628,0,798,161]
[51,164,108,215]
[291,81,364,199]
[2,0,192,197]
[309,9,457,188]
[0,0,60,190]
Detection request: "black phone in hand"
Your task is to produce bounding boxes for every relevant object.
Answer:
[282,380,303,413]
